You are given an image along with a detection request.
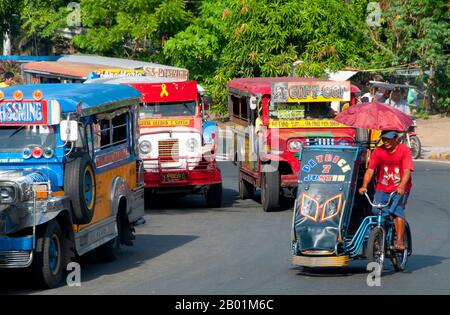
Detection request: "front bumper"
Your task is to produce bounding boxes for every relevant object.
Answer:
[0,236,34,268]
[144,167,222,188]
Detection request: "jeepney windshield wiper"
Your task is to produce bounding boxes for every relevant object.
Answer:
[8,126,25,138]
[183,103,194,115]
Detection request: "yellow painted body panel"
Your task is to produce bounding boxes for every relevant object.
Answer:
[73,161,136,232]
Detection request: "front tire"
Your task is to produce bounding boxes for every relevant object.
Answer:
[239,173,254,200]
[366,227,385,273]
[261,170,280,212]
[33,221,65,289]
[205,183,223,208]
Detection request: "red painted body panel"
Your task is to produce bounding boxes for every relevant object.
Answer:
[130,81,198,103]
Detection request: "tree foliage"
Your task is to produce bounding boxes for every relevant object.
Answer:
[73,0,194,61]
[165,0,375,113]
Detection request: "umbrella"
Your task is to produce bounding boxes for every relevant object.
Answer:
[334,101,413,131]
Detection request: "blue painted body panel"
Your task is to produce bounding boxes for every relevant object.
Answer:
[0,236,34,251]
[0,84,142,115]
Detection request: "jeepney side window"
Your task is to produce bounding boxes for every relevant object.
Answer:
[112,113,128,145]
[231,95,249,122]
[94,112,129,152]
[240,97,248,120]
[231,95,240,118]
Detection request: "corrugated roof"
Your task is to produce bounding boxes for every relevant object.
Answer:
[58,54,187,71]
[23,62,119,79]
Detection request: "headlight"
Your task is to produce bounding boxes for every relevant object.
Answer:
[186,138,199,152]
[139,140,152,154]
[289,141,301,152]
[22,148,32,159]
[43,147,54,159]
[0,186,16,204]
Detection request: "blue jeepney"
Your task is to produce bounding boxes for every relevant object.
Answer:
[0,84,144,288]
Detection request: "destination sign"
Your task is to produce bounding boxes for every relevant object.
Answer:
[139,119,192,127]
[269,119,348,129]
[0,100,48,125]
[271,81,351,103]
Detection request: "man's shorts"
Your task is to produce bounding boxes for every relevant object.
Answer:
[372,190,410,219]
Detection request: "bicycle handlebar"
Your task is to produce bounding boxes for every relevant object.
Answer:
[364,191,396,209]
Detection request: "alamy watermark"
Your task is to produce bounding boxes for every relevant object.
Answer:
[366,262,382,287]
[66,2,81,28]
[66,262,81,287]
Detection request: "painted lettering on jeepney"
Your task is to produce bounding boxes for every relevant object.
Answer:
[95,147,130,168]
[0,101,47,124]
[302,154,351,182]
[139,119,192,127]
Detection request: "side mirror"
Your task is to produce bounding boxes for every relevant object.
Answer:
[249,96,257,110]
[203,96,212,110]
[60,120,79,142]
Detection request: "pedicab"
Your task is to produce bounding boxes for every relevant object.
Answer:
[291,104,414,273]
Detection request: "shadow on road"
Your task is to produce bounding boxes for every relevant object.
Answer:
[292,254,448,278]
[0,234,198,294]
[146,187,240,211]
[403,254,448,273]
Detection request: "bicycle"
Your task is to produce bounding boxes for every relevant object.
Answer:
[364,192,412,273]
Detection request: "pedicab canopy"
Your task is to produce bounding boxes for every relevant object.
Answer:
[0,84,142,125]
[293,145,361,253]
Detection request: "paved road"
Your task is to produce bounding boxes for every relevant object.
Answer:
[1,160,450,295]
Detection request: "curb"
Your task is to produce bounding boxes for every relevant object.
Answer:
[427,152,450,161]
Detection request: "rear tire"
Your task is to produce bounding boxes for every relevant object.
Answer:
[96,220,120,263]
[205,183,223,208]
[261,170,280,212]
[409,135,421,160]
[366,227,385,273]
[390,222,412,271]
[33,221,65,289]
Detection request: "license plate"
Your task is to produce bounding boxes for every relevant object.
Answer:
[162,172,186,182]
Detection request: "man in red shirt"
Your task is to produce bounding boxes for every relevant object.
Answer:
[358,130,414,250]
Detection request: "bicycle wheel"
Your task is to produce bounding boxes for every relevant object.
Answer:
[391,223,411,271]
[366,227,385,272]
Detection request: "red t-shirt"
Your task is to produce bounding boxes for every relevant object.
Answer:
[368,143,414,193]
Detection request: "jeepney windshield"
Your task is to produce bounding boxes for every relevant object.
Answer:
[269,102,335,120]
[0,126,55,152]
[140,101,197,118]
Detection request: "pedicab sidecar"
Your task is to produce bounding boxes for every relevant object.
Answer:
[291,143,372,267]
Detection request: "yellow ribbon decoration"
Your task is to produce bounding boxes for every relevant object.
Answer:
[160,84,169,98]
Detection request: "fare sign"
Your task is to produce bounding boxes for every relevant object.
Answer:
[271,81,351,103]
[0,100,48,125]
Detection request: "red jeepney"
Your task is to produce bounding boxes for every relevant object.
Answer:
[131,80,223,207]
[228,77,358,212]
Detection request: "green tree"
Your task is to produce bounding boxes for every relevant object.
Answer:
[368,0,449,112]
[73,0,194,61]
[164,0,374,114]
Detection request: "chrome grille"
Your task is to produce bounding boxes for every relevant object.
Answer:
[0,251,33,268]
[158,140,179,162]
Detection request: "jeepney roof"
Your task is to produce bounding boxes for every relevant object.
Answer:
[227,77,326,95]
[0,84,142,116]
[23,61,119,79]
